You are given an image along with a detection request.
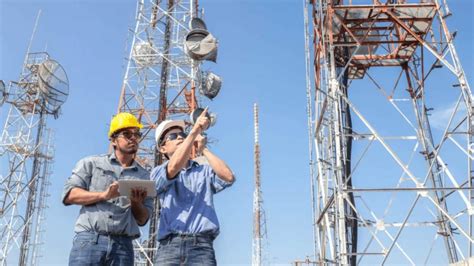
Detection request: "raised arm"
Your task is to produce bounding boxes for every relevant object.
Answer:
[202,147,234,183]
[166,108,210,178]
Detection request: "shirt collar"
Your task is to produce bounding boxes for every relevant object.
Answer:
[108,152,117,162]
[108,152,139,170]
[183,160,199,170]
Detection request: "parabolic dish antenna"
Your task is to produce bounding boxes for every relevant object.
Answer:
[133,41,159,67]
[38,59,69,113]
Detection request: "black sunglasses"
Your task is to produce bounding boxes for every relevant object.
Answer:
[116,131,142,140]
[161,132,187,145]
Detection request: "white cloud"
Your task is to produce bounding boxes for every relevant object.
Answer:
[429,101,467,131]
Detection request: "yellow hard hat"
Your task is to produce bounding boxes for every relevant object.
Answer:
[108,112,143,138]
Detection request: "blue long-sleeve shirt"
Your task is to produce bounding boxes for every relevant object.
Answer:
[151,160,234,240]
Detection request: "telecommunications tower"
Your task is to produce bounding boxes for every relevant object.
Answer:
[304,0,473,265]
[116,0,221,264]
[0,14,69,266]
[253,103,267,266]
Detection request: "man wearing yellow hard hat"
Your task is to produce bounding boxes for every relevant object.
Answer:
[62,112,153,266]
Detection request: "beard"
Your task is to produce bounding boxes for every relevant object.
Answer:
[117,144,138,155]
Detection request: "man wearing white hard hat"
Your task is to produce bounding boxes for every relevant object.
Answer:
[152,108,235,265]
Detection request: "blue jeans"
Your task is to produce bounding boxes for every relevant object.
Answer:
[155,234,216,266]
[69,232,134,266]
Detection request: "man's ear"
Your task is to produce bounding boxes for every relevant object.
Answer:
[159,144,166,154]
[111,138,117,148]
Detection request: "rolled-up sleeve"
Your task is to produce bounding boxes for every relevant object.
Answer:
[152,162,178,195]
[62,158,93,205]
[204,165,234,194]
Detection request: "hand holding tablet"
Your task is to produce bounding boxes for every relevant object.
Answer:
[118,180,157,197]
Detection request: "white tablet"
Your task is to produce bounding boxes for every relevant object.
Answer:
[118,180,157,197]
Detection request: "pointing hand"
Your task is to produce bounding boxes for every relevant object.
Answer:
[193,107,210,134]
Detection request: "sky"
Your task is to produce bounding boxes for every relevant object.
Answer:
[0,0,473,265]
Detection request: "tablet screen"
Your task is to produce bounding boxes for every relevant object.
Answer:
[118,180,157,197]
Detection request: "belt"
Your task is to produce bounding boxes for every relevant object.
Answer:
[159,233,215,244]
[100,233,134,239]
[78,231,135,239]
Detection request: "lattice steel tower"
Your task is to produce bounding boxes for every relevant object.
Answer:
[304,0,473,265]
[0,16,69,265]
[116,0,219,264]
[253,103,267,266]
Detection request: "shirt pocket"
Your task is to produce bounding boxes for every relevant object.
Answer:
[90,166,116,192]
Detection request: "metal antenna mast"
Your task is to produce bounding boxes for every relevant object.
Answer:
[0,14,69,265]
[305,0,473,264]
[253,103,267,266]
[116,0,221,264]
[30,129,54,266]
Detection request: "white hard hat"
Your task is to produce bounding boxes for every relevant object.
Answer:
[155,120,185,145]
